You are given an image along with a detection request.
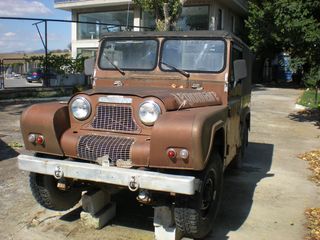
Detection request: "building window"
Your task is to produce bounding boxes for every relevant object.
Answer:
[77,10,134,40]
[141,11,156,30]
[141,6,209,31]
[77,48,97,58]
[177,6,209,31]
[217,8,223,30]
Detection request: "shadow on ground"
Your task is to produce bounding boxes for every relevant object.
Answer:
[252,82,303,91]
[288,109,320,128]
[59,191,154,232]
[0,138,19,161]
[111,191,154,231]
[208,142,274,240]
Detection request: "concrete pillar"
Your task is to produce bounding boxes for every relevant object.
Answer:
[210,0,216,30]
[133,6,141,31]
[71,10,78,59]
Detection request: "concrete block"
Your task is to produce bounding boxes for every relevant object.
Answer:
[82,190,111,215]
[153,206,175,228]
[154,206,187,240]
[81,202,116,229]
[153,206,194,240]
[154,226,177,240]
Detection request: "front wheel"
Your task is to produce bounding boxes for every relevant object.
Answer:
[174,152,223,239]
[29,173,81,211]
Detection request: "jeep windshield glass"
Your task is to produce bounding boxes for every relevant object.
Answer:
[161,39,225,73]
[99,39,158,70]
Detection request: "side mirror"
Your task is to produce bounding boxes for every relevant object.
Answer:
[84,57,95,76]
[233,59,247,86]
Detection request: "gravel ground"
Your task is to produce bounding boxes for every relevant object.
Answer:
[0,86,319,240]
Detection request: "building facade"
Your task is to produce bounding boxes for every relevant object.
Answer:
[54,0,248,58]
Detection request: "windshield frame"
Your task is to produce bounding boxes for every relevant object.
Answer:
[98,37,159,71]
[159,37,227,74]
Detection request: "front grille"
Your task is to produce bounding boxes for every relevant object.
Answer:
[90,105,140,132]
[77,135,134,164]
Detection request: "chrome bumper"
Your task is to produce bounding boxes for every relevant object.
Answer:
[18,154,198,195]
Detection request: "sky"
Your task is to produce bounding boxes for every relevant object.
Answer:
[0,0,71,53]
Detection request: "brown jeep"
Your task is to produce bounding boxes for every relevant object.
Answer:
[18,31,252,239]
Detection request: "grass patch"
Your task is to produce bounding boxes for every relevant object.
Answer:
[298,89,320,109]
[7,142,23,149]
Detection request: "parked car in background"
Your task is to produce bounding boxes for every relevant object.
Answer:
[26,68,45,83]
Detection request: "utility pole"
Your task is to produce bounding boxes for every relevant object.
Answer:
[44,20,49,87]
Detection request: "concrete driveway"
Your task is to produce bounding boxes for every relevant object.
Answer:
[0,86,319,240]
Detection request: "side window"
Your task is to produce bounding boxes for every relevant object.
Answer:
[230,44,243,84]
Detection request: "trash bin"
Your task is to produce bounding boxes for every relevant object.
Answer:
[278,53,293,82]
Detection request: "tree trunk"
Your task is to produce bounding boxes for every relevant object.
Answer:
[155,2,159,22]
[315,86,319,107]
[163,3,170,31]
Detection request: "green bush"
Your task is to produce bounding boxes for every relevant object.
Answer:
[27,53,88,75]
[303,66,320,107]
[299,89,320,109]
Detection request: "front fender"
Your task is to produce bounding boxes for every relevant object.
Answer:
[149,106,227,170]
[21,102,70,156]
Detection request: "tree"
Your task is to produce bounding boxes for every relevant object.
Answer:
[246,0,320,98]
[133,0,187,31]
[28,53,88,75]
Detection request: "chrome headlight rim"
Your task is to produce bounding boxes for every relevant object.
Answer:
[139,100,161,126]
[70,96,92,120]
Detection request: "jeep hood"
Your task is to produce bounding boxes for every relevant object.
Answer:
[84,87,222,111]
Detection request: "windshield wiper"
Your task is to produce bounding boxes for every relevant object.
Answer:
[104,55,125,75]
[160,61,190,78]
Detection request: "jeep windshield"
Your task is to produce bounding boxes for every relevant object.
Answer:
[161,39,225,73]
[99,39,158,70]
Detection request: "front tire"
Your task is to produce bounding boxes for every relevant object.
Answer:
[29,173,81,211]
[174,152,223,239]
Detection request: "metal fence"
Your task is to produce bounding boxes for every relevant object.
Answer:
[0,58,86,89]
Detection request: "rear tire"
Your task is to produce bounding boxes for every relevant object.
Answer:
[29,173,81,211]
[175,152,223,239]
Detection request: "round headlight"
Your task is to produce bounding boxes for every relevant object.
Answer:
[139,101,161,126]
[71,96,91,120]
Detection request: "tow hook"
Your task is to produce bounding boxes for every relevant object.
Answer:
[128,176,139,192]
[54,166,64,179]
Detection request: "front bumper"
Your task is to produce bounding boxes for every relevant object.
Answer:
[18,154,198,195]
